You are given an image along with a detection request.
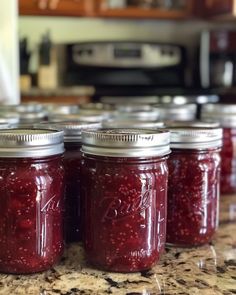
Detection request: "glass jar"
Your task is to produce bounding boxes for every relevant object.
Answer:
[38,121,101,243]
[0,128,65,274]
[166,127,223,247]
[201,104,236,194]
[81,128,170,272]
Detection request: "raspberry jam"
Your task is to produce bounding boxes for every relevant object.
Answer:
[201,104,236,194]
[41,121,100,243]
[81,129,170,272]
[220,128,236,194]
[0,129,65,274]
[166,127,222,247]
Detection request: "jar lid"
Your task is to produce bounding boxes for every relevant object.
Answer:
[169,127,223,149]
[7,103,45,113]
[82,128,170,157]
[116,104,153,112]
[0,129,64,158]
[46,104,79,115]
[79,109,116,119]
[36,121,101,142]
[103,119,164,129]
[114,109,159,121]
[49,113,104,123]
[0,122,10,129]
[165,120,220,128]
[19,111,47,123]
[0,112,20,124]
[154,104,197,120]
[201,104,236,127]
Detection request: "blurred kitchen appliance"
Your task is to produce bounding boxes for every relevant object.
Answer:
[200,30,236,89]
[57,41,186,87]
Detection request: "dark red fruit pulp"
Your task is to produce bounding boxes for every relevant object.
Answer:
[81,155,168,272]
[220,128,236,194]
[64,142,82,243]
[0,156,64,274]
[167,148,221,247]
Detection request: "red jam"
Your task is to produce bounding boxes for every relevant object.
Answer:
[166,148,221,247]
[0,155,64,274]
[81,155,168,272]
[220,128,236,194]
[64,142,82,242]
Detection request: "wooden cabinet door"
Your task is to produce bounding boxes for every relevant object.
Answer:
[203,0,234,16]
[47,0,94,16]
[96,0,194,19]
[19,0,95,16]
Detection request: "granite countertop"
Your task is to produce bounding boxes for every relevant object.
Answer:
[0,196,236,295]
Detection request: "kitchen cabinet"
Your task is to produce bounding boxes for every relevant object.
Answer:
[203,0,236,18]
[95,0,194,19]
[19,0,95,17]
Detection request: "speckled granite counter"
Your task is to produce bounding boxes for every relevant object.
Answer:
[0,196,236,295]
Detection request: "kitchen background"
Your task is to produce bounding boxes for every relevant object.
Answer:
[4,0,236,104]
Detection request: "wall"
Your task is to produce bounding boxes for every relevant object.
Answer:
[0,0,19,103]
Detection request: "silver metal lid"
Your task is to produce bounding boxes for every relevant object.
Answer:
[46,104,79,115]
[79,109,116,119]
[0,129,64,158]
[103,119,164,129]
[201,104,236,127]
[19,111,48,123]
[114,109,159,121]
[0,112,20,124]
[6,103,45,113]
[36,121,101,142]
[0,123,10,129]
[82,128,170,157]
[165,120,220,128]
[48,113,104,123]
[116,104,153,112]
[169,127,223,149]
[154,104,197,121]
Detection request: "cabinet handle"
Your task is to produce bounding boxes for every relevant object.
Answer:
[49,0,60,10]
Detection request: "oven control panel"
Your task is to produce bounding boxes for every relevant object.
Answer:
[72,43,182,68]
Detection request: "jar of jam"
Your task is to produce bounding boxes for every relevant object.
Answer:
[166,127,223,247]
[201,103,236,194]
[0,129,65,274]
[38,121,101,243]
[81,128,170,272]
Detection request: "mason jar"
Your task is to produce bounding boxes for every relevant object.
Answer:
[201,103,236,194]
[0,129,65,274]
[166,127,223,247]
[81,128,170,272]
[37,121,101,243]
